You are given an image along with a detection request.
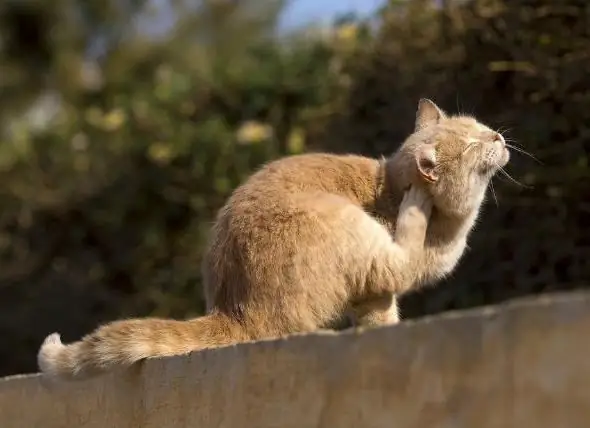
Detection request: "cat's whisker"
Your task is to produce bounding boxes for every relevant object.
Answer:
[501,136,526,147]
[496,126,513,137]
[496,166,532,189]
[505,144,543,164]
[504,139,525,149]
[488,179,498,207]
[461,143,476,157]
[496,127,542,164]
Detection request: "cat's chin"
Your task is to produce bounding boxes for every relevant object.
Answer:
[432,195,482,220]
[497,147,510,168]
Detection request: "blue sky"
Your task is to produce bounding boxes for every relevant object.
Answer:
[279,0,386,29]
[136,0,386,37]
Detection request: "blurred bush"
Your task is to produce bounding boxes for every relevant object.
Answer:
[0,0,588,376]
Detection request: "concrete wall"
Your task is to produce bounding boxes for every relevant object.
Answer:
[2,291,590,428]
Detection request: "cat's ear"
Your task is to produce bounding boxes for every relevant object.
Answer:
[415,98,446,132]
[415,145,439,183]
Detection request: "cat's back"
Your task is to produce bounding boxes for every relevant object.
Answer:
[230,152,380,207]
[208,151,379,263]
[203,152,383,313]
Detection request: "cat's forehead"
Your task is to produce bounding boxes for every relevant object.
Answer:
[433,115,493,155]
[441,115,491,135]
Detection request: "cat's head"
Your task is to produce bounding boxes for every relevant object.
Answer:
[400,99,510,216]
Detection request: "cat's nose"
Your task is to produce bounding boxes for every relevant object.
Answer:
[494,132,505,147]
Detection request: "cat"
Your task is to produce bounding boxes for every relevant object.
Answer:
[37,99,510,380]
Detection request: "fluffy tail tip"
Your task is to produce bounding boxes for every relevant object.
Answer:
[37,332,65,377]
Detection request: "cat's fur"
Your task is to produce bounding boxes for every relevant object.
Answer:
[37,99,510,380]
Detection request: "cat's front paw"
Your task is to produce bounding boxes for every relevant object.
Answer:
[398,185,432,229]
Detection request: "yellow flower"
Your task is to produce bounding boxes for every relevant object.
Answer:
[101,108,126,131]
[333,23,359,47]
[85,107,126,131]
[287,128,306,154]
[236,121,273,145]
[148,142,174,165]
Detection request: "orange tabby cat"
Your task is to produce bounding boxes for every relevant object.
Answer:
[38,99,509,380]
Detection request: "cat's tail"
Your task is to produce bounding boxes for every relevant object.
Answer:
[37,312,247,381]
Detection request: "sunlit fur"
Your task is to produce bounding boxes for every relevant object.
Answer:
[37,99,510,381]
[395,113,510,217]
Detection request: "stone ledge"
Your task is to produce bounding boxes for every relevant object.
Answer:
[1,291,590,428]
